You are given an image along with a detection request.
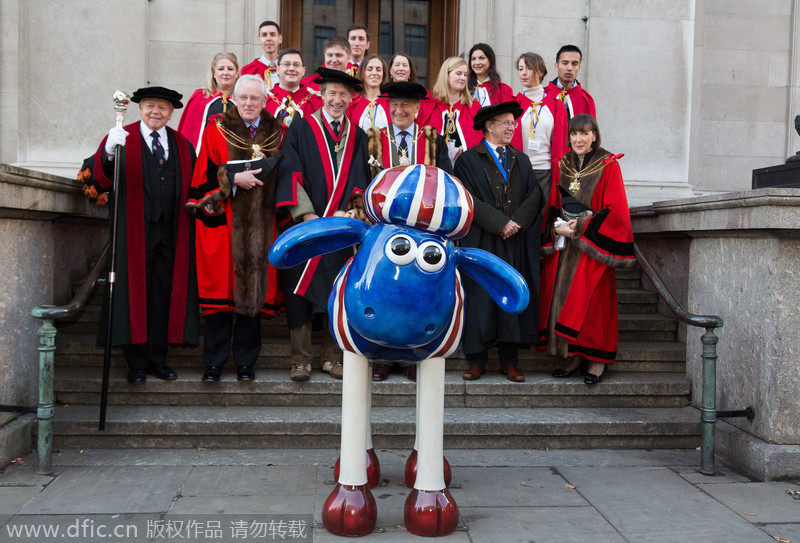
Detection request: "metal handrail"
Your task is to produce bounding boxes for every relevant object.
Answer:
[30,243,109,474]
[633,243,726,475]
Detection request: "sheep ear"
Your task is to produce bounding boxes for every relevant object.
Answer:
[455,247,529,314]
[269,217,369,269]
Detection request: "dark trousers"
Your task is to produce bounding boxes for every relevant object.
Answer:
[123,219,174,371]
[203,311,262,368]
[465,342,519,367]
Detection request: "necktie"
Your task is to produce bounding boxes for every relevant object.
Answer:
[151,131,165,168]
[398,130,409,154]
[497,146,506,170]
[249,124,257,140]
[331,120,340,137]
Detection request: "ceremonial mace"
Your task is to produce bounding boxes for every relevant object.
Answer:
[99,90,130,431]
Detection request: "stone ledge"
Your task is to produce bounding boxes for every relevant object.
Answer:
[715,420,800,481]
[0,163,107,220]
[631,188,800,234]
[0,414,34,466]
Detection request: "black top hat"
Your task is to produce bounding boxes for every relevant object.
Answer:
[472,100,523,131]
[314,67,364,93]
[379,81,427,101]
[130,86,184,109]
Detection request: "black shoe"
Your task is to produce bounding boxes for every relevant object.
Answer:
[127,369,146,385]
[552,367,581,378]
[237,366,255,381]
[584,372,603,385]
[202,367,222,381]
[147,364,177,380]
[403,364,417,382]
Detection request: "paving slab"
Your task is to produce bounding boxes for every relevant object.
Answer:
[762,523,800,542]
[670,463,753,484]
[18,466,190,515]
[0,485,44,514]
[311,527,472,541]
[169,494,314,515]
[48,447,339,467]
[180,465,317,497]
[460,505,625,543]
[453,467,588,507]
[0,464,55,485]
[699,481,800,523]
[558,466,777,542]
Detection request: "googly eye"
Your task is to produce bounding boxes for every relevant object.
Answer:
[385,235,417,265]
[416,241,446,272]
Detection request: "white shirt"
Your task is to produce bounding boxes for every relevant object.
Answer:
[473,77,491,107]
[140,122,169,159]
[258,55,280,89]
[520,87,555,169]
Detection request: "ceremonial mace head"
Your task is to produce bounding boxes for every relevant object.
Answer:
[113,90,131,128]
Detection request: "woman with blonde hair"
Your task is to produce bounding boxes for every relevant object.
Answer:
[423,56,481,164]
[178,52,239,151]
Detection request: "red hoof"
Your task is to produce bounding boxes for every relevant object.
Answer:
[334,449,381,488]
[404,488,459,537]
[322,483,377,537]
[404,450,452,488]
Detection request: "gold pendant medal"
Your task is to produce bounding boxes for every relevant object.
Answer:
[569,173,581,194]
[252,145,265,159]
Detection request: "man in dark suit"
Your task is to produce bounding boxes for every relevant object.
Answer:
[90,86,199,384]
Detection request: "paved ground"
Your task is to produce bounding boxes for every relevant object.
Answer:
[0,448,798,542]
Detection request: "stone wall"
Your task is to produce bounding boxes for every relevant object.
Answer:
[632,188,800,480]
[0,165,106,466]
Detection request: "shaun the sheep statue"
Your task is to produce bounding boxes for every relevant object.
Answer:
[269,165,529,537]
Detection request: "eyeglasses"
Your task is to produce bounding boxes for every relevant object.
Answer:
[279,62,303,68]
[490,119,518,128]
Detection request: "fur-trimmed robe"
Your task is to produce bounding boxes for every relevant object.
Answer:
[186,107,284,317]
[537,148,635,363]
[366,124,453,178]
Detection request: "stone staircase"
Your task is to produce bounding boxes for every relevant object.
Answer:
[50,267,700,449]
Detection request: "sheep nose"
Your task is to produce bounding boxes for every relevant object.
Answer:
[364,307,375,319]
[425,324,436,335]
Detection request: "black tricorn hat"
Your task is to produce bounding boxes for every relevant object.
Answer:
[314,67,363,93]
[472,100,523,131]
[379,81,427,101]
[130,86,184,109]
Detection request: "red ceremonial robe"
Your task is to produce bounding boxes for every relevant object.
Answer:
[366,123,453,174]
[347,94,391,131]
[299,73,321,93]
[275,111,371,327]
[91,122,198,346]
[241,58,280,91]
[266,85,321,141]
[470,80,515,107]
[543,79,597,119]
[512,91,569,175]
[177,89,234,152]
[537,149,634,363]
[187,111,283,317]
[421,99,482,158]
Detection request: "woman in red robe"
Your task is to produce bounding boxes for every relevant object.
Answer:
[423,56,482,165]
[538,114,636,385]
[347,54,390,131]
[467,43,515,107]
[513,52,569,204]
[177,52,239,152]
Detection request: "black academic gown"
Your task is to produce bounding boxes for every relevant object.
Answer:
[275,113,371,328]
[454,140,543,354]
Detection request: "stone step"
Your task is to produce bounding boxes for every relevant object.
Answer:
[617,288,659,313]
[51,334,686,372]
[54,368,691,408]
[52,404,700,449]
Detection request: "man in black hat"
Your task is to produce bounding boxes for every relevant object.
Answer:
[366,81,453,383]
[366,81,452,178]
[88,86,199,384]
[276,68,371,381]
[454,100,544,383]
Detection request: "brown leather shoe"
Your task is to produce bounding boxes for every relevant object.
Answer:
[372,363,392,381]
[502,365,525,382]
[462,364,486,380]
